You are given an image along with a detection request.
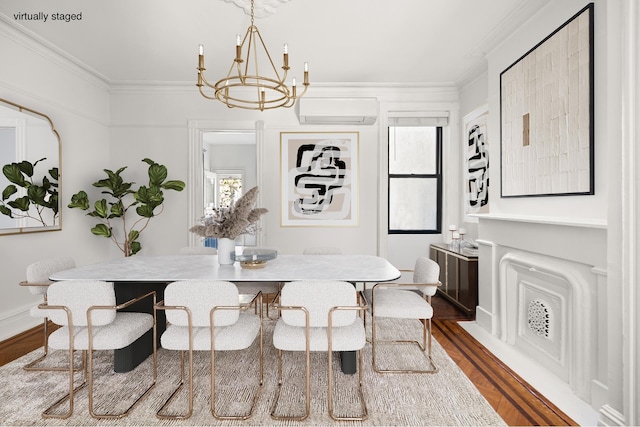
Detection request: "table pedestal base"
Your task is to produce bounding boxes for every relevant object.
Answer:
[340,351,357,375]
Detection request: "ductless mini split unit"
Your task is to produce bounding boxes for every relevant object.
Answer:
[296,97,378,125]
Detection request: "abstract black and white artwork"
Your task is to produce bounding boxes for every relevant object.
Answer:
[281,132,358,226]
[464,104,490,220]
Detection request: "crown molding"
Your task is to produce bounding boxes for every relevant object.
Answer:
[110,80,458,91]
[465,0,553,60]
[0,13,110,90]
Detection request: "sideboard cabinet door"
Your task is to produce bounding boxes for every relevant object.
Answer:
[429,243,478,317]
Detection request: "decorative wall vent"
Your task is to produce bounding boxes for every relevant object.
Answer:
[527,299,551,339]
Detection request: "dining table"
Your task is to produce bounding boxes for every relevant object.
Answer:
[50,253,401,374]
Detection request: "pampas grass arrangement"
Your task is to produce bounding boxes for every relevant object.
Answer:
[189,186,268,239]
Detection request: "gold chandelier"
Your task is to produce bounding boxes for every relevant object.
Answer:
[196,0,309,111]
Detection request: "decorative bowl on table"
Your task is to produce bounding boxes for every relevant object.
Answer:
[235,248,278,269]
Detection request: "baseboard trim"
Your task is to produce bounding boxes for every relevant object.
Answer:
[0,321,58,367]
[0,322,42,347]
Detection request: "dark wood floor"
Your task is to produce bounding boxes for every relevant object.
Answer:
[430,295,576,426]
[0,296,576,426]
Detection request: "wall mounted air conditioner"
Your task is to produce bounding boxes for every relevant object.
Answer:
[296,97,378,125]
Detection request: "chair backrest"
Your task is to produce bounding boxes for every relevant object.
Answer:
[46,281,116,326]
[413,257,440,296]
[25,257,75,295]
[164,280,239,327]
[302,247,342,255]
[280,281,357,328]
[178,246,218,255]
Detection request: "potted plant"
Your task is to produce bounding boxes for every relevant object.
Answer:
[1,158,59,226]
[189,186,267,264]
[68,158,185,256]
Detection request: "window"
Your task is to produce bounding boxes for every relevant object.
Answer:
[388,126,442,234]
[204,170,243,213]
[217,175,242,208]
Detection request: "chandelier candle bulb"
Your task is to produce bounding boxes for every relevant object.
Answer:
[197,48,205,85]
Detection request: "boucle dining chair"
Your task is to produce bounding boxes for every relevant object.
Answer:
[19,257,79,372]
[364,256,441,374]
[270,280,368,421]
[154,280,263,420]
[40,280,156,419]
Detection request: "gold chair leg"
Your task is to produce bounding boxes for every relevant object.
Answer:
[24,319,83,372]
[157,350,193,420]
[42,350,88,419]
[88,349,157,419]
[371,316,438,374]
[211,305,264,420]
[270,349,310,421]
[328,348,368,421]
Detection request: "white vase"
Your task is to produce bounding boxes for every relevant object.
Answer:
[217,237,236,265]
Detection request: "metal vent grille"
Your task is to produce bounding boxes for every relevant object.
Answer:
[527,299,551,339]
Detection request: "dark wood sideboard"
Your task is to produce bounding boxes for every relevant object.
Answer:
[429,243,478,318]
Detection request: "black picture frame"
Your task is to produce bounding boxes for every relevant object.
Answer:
[500,3,594,198]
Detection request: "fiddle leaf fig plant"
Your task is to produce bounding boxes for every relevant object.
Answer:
[1,158,59,226]
[68,158,185,257]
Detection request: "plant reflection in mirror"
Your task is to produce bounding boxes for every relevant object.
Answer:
[1,158,59,226]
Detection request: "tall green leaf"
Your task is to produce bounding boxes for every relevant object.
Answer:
[2,185,17,201]
[91,223,111,237]
[2,164,28,187]
[68,191,89,210]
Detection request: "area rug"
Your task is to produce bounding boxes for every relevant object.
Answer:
[0,317,506,426]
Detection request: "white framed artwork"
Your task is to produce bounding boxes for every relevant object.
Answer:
[280,131,359,227]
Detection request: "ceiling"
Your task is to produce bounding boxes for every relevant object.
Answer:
[0,0,549,87]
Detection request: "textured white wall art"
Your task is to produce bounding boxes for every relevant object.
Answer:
[500,4,594,197]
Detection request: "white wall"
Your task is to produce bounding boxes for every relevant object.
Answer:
[458,70,489,240]
[108,86,462,262]
[471,0,639,425]
[0,20,111,340]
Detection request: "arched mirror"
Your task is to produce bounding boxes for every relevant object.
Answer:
[0,98,61,235]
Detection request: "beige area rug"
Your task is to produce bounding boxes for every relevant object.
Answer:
[0,317,506,426]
